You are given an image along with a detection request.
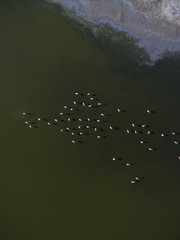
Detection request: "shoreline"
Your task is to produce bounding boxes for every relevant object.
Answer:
[46,0,180,63]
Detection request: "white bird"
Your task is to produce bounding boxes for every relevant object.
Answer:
[82,102,86,107]
[73,101,77,105]
[87,118,90,121]
[86,126,90,129]
[94,128,97,131]
[172,132,176,135]
[101,113,104,116]
[79,118,82,121]
[112,158,116,161]
[131,181,136,184]
[148,148,153,151]
[64,106,67,109]
[23,112,26,115]
[97,119,100,122]
[47,122,51,125]
[140,141,144,144]
[126,163,130,166]
[68,117,71,122]
[174,141,179,145]
[98,103,102,106]
[148,131,151,135]
[178,156,180,160]
[147,110,150,113]
[25,121,28,124]
[78,126,81,129]
[142,125,146,128]
[127,130,130,133]
[66,127,70,131]
[109,126,113,130]
[72,140,75,143]
[135,177,139,180]
[54,119,58,122]
[160,133,165,137]
[72,132,75,135]
[79,132,83,135]
[29,125,32,128]
[97,136,101,138]
[70,108,73,111]
[117,109,120,112]
[132,123,135,127]
[90,97,94,101]
[87,92,91,96]
[134,131,138,134]
[60,129,63,132]
[38,118,41,121]
[88,104,92,108]
[60,113,63,115]
[75,93,78,95]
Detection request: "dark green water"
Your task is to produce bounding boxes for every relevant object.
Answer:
[0,1,180,240]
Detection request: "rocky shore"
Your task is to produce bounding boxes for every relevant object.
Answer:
[47,0,180,62]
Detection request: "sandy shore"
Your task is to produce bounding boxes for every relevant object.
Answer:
[47,0,180,62]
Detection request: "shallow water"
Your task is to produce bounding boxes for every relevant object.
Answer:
[0,1,180,240]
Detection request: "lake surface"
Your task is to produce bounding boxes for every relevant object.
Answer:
[0,1,180,240]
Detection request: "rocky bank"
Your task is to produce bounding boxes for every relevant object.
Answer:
[47,0,180,62]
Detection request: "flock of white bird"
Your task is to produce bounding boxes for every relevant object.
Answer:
[23,92,180,184]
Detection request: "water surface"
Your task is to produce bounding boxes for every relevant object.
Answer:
[0,1,180,240]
